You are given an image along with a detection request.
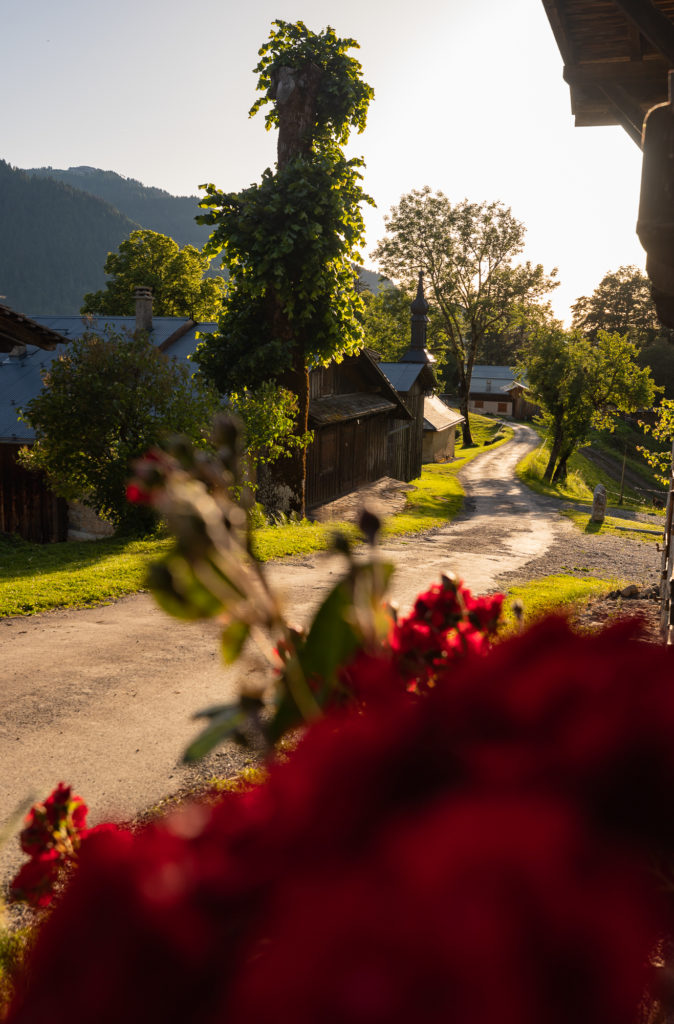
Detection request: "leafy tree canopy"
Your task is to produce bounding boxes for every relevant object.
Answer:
[522,328,658,483]
[372,187,557,445]
[250,20,373,149]
[81,229,226,321]
[571,266,660,347]
[19,329,219,533]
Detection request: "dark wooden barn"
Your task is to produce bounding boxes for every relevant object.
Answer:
[306,350,411,508]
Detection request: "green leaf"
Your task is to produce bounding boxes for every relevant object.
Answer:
[183,705,250,762]
[220,619,250,664]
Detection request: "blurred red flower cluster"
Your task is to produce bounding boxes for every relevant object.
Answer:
[341,577,503,703]
[11,784,116,909]
[9,618,674,1024]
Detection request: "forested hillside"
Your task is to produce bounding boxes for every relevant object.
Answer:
[0,161,139,313]
[27,166,210,250]
[1,160,385,315]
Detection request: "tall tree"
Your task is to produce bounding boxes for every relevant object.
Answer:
[195,21,373,515]
[571,265,660,347]
[81,229,226,320]
[372,188,557,445]
[522,328,658,483]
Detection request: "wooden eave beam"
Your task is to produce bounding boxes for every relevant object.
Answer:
[0,321,58,352]
[611,0,674,65]
[563,57,669,87]
[599,81,646,144]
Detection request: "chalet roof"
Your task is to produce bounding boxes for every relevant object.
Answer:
[422,395,465,432]
[0,316,217,444]
[469,365,526,396]
[309,393,397,425]
[0,305,68,354]
[378,362,436,393]
[542,0,674,145]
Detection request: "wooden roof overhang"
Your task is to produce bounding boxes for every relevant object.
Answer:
[542,0,674,145]
[0,305,66,353]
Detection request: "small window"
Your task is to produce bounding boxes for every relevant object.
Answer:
[497,402,508,413]
[474,400,484,409]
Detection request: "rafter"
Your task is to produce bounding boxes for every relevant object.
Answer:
[599,82,646,144]
[611,0,674,65]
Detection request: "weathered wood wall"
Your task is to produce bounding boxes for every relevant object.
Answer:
[0,444,67,543]
[389,383,424,482]
[307,414,391,507]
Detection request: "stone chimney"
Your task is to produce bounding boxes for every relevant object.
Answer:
[401,271,435,364]
[134,286,153,333]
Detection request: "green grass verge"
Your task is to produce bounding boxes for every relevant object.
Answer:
[517,441,661,513]
[0,415,512,618]
[0,535,172,618]
[560,509,663,543]
[499,574,624,634]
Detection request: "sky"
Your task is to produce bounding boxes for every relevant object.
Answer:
[3,0,648,323]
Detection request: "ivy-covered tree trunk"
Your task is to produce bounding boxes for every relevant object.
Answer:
[266,62,322,516]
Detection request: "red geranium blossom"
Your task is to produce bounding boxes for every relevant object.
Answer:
[8,619,674,1024]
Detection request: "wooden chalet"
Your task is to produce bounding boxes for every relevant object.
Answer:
[305,273,438,508]
[306,352,412,507]
[0,306,69,543]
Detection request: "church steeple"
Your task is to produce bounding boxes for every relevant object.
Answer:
[401,271,435,364]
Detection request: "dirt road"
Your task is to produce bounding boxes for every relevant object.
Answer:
[0,425,581,880]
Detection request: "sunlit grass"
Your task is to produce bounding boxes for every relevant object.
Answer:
[0,535,171,617]
[499,574,625,634]
[560,509,662,543]
[517,440,659,512]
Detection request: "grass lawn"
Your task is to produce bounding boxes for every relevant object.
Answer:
[499,574,625,634]
[0,414,511,618]
[560,508,662,543]
[516,439,663,515]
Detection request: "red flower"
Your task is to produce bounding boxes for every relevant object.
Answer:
[10,851,61,909]
[9,619,674,1024]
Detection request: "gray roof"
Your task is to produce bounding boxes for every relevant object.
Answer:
[422,395,465,432]
[0,316,217,443]
[377,362,426,393]
[310,392,396,425]
[469,365,527,396]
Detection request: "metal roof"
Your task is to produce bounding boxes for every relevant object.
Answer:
[309,393,396,425]
[0,316,217,443]
[469,365,526,396]
[377,362,425,393]
[422,395,465,432]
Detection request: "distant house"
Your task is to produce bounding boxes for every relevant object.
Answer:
[422,395,464,463]
[0,294,218,542]
[0,306,74,543]
[468,365,538,419]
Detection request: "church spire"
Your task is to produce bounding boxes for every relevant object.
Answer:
[401,271,435,364]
